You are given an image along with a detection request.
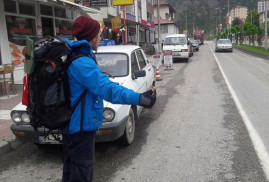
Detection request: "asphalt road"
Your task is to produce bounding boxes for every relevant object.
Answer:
[0,43,268,182]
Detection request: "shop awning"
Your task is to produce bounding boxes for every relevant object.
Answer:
[58,0,100,13]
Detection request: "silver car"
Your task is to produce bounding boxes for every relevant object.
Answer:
[215,39,233,52]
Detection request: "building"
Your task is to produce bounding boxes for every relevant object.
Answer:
[229,5,248,23]
[257,0,269,23]
[153,2,179,42]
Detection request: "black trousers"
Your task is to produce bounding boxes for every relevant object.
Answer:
[62,131,95,182]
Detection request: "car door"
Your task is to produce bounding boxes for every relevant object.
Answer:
[130,51,146,93]
[135,49,153,90]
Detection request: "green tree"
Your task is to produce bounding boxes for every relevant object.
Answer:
[232,18,242,27]
[245,9,259,27]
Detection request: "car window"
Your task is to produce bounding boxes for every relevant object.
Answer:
[164,37,187,45]
[96,53,128,77]
[131,51,139,75]
[217,39,231,44]
[136,49,146,69]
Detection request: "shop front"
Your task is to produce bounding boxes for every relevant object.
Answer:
[0,0,99,84]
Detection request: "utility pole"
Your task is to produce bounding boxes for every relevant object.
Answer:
[265,0,268,50]
[186,12,188,31]
[157,0,161,54]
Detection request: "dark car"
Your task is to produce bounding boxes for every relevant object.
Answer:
[191,40,199,51]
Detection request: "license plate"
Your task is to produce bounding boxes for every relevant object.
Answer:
[173,52,180,56]
[39,134,62,144]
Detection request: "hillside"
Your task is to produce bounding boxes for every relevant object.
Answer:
[165,0,257,36]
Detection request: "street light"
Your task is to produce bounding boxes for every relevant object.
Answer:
[216,7,225,32]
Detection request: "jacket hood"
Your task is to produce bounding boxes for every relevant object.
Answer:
[64,38,95,58]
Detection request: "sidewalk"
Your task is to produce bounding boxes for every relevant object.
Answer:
[0,89,24,157]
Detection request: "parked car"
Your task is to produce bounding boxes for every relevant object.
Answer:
[10,45,156,146]
[191,40,199,51]
[162,34,190,62]
[188,40,194,57]
[215,39,233,52]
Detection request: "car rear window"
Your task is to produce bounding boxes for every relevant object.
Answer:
[96,53,128,77]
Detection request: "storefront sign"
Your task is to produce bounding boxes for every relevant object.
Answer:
[90,0,108,6]
[111,15,122,30]
[112,0,134,6]
[141,19,155,28]
[100,40,115,46]
[153,55,161,67]
[163,51,173,68]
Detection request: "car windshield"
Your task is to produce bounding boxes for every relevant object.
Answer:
[95,53,128,77]
[217,39,231,44]
[164,37,187,45]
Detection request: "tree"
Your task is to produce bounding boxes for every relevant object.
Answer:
[232,18,241,27]
[245,9,259,27]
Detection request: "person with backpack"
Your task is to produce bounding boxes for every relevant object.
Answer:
[62,16,156,182]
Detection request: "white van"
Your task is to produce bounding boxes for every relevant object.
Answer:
[163,34,190,62]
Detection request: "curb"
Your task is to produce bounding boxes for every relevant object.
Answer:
[234,46,269,60]
[0,138,24,157]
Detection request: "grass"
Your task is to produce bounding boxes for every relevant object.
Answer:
[233,43,269,56]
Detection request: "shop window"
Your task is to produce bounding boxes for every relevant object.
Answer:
[40,4,53,16]
[161,25,168,34]
[55,19,73,39]
[66,9,73,19]
[55,7,66,18]
[42,17,54,37]
[19,2,35,16]
[6,15,36,46]
[4,0,17,13]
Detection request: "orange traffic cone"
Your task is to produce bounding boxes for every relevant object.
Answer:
[156,68,162,81]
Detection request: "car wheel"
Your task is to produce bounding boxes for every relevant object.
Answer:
[186,58,189,62]
[119,109,135,146]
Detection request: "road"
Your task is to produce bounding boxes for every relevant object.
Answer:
[0,42,268,182]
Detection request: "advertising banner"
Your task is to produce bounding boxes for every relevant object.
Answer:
[90,0,108,6]
[163,51,173,70]
[111,14,122,30]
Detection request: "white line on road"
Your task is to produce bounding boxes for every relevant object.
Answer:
[209,45,269,180]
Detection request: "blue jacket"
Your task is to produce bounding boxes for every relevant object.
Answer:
[62,39,141,134]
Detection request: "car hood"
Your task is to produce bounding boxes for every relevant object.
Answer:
[163,44,187,51]
[217,43,232,46]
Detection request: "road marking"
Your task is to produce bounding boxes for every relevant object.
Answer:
[209,45,269,180]
[0,110,11,120]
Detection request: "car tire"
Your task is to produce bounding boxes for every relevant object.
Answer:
[186,58,189,62]
[119,109,135,146]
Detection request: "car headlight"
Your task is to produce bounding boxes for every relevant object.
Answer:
[103,108,115,122]
[11,111,30,124]
[21,113,30,123]
[181,49,188,52]
[11,112,21,124]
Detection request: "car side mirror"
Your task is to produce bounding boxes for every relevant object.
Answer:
[132,70,146,80]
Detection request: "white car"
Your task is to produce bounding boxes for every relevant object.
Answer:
[163,34,190,62]
[10,45,156,146]
[215,39,233,52]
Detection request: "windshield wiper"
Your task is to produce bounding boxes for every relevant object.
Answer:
[102,71,115,78]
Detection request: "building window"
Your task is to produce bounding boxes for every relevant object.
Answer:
[6,15,36,46]
[147,12,152,22]
[55,19,73,39]
[55,7,66,18]
[19,2,35,16]
[4,0,17,13]
[161,24,168,34]
[40,4,53,16]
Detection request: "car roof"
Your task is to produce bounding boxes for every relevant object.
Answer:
[166,34,186,38]
[218,39,230,41]
[97,45,141,54]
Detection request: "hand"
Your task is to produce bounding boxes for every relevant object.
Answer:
[139,87,156,108]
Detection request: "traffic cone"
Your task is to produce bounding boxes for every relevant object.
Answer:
[156,68,162,81]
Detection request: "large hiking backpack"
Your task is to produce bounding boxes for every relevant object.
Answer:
[26,36,86,130]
